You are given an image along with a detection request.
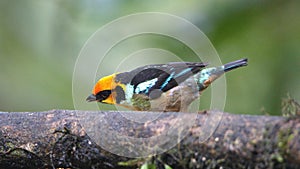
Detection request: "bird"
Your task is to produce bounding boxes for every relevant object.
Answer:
[86,58,248,112]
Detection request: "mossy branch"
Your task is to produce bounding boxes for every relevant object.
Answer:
[0,110,299,169]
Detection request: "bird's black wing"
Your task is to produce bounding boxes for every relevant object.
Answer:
[116,62,208,99]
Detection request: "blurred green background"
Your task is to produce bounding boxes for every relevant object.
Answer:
[0,0,299,115]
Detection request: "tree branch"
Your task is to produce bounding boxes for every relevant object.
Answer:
[0,110,299,169]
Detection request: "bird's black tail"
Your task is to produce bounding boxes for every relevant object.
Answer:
[224,58,248,72]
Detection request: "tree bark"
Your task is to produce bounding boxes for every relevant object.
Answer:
[0,110,299,169]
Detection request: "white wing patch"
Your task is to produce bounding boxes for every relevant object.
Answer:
[135,78,158,94]
[125,84,134,101]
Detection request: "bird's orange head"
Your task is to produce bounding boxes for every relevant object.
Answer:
[86,73,126,104]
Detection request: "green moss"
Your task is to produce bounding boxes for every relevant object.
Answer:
[0,142,15,153]
[141,162,156,169]
[118,158,145,166]
[271,153,284,163]
[131,94,151,111]
[274,128,294,163]
[281,94,300,117]
[118,156,174,169]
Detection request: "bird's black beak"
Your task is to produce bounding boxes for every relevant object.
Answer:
[86,94,97,102]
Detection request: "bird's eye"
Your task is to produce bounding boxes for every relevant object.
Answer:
[96,90,111,101]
